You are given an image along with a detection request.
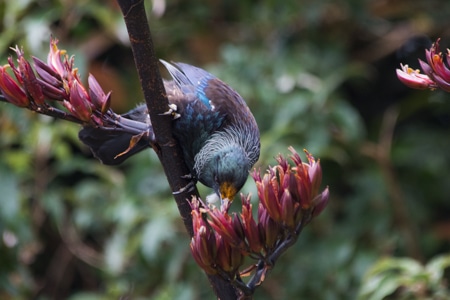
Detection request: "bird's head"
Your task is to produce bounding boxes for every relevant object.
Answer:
[197,145,250,202]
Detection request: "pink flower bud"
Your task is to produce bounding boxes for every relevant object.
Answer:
[207,207,244,249]
[398,38,450,92]
[396,64,436,90]
[311,187,329,217]
[240,194,263,254]
[47,38,68,78]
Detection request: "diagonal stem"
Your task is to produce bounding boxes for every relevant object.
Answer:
[115,0,196,235]
[114,0,241,298]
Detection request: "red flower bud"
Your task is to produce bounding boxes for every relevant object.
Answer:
[88,74,111,114]
[311,186,329,217]
[66,80,92,122]
[33,56,63,87]
[253,147,329,230]
[240,194,263,254]
[35,77,68,101]
[0,66,29,107]
[258,205,280,250]
[207,206,245,249]
[18,56,45,105]
[255,167,282,222]
[280,188,295,229]
[215,235,244,274]
[190,225,217,275]
[189,198,217,275]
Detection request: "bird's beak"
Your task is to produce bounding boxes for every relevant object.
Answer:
[219,182,237,202]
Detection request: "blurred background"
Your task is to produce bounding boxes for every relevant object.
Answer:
[1,0,450,299]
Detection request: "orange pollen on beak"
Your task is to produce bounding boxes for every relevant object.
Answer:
[220,182,237,201]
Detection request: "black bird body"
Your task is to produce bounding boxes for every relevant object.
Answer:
[79,62,260,200]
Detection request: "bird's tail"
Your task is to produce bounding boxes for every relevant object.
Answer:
[78,105,152,165]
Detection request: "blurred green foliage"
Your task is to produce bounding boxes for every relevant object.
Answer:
[1,0,450,299]
[359,254,450,300]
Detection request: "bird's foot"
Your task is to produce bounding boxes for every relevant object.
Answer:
[181,173,193,179]
[160,104,180,119]
[172,180,196,195]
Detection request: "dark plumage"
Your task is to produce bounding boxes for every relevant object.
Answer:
[79,61,260,201]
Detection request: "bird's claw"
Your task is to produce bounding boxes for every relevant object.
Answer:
[173,180,196,195]
[160,103,180,119]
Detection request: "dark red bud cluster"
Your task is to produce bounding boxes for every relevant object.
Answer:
[0,38,111,125]
[190,147,329,285]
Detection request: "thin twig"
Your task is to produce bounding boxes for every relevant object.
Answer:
[361,106,422,261]
[0,93,84,124]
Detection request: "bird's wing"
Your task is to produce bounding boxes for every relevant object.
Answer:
[161,61,260,171]
[163,61,253,125]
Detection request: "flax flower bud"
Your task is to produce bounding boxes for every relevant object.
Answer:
[189,198,217,275]
[0,66,29,107]
[397,38,450,92]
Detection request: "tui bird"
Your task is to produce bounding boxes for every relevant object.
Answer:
[79,61,260,202]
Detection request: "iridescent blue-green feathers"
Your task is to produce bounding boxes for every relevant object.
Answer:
[79,61,260,201]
